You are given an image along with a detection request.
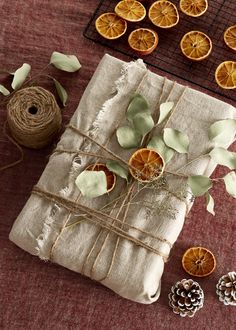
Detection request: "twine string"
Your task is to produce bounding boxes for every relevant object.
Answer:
[7,86,62,149]
[35,73,189,280]
[32,185,170,261]
[1,86,62,172]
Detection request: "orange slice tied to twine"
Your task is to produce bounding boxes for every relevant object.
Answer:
[128,28,159,55]
[129,148,164,182]
[215,61,236,89]
[95,13,127,40]
[182,247,216,277]
[149,1,179,29]
[115,0,146,22]
[224,25,236,52]
[86,163,116,192]
[180,0,208,17]
[180,31,212,61]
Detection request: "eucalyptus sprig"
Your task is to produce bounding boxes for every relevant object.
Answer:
[75,93,236,218]
[0,51,81,107]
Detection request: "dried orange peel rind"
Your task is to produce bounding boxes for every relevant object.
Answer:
[86,163,116,192]
[224,25,236,52]
[95,12,127,40]
[149,0,179,29]
[180,30,212,61]
[128,28,159,55]
[180,0,208,17]
[115,0,146,22]
[129,148,165,182]
[215,61,236,89]
[182,246,216,277]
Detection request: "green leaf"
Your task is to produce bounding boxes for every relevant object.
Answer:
[163,128,189,154]
[157,101,174,124]
[116,126,141,149]
[106,160,128,180]
[223,171,236,198]
[11,63,31,90]
[50,51,81,72]
[206,192,215,216]
[53,78,68,107]
[132,113,154,136]
[75,170,107,198]
[209,119,236,145]
[210,147,236,169]
[187,175,212,197]
[127,94,150,121]
[147,135,174,164]
[0,84,10,96]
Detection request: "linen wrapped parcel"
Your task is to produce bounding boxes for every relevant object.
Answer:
[10,54,236,304]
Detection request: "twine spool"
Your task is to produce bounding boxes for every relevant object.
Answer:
[7,86,62,149]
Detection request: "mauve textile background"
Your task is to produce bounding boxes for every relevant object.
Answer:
[0,1,235,329]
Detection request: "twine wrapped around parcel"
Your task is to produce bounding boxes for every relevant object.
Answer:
[7,86,62,149]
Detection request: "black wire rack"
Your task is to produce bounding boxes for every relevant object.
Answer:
[84,0,236,103]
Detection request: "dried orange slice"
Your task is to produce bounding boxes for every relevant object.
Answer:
[115,0,146,22]
[128,28,159,55]
[215,61,236,89]
[86,163,116,192]
[149,1,179,29]
[224,25,236,52]
[182,247,216,277]
[95,13,127,40]
[129,148,164,182]
[180,0,208,17]
[180,31,212,61]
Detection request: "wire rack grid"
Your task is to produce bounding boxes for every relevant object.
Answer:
[84,0,236,103]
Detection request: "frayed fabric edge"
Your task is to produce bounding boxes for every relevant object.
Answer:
[34,58,147,259]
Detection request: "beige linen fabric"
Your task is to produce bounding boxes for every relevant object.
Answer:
[9,54,236,304]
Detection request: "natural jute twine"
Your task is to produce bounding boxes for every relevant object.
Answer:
[7,86,62,149]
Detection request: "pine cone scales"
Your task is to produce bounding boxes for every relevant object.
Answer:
[216,271,236,306]
[169,279,204,317]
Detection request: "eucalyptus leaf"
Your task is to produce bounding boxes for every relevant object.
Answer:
[116,126,141,149]
[147,135,174,164]
[209,119,236,145]
[206,192,215,216]
[133,113,154,136]
[75,170,107,198]
[187,175,212,197]
[11,63,31,90]
[127,94,150,121]
[157,101,174,124]
[210,147,236,169]
[163,128,189,154]
[0,84,10,96]
[50,51,81,72]
[223,171,236,198]
[53,78,68,106]
[106,160,128,180]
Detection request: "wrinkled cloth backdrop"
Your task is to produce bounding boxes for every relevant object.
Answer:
[0,1,235,329]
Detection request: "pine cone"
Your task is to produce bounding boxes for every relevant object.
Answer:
[216,271,236,306]
[168,279,204,317]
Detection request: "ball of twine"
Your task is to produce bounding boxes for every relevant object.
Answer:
[7,86,62,149]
